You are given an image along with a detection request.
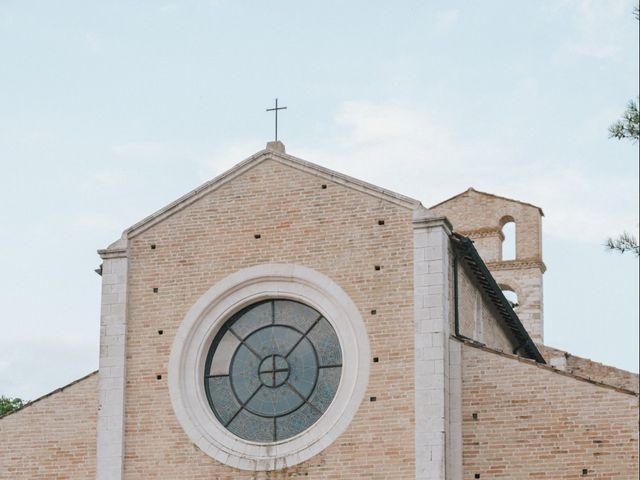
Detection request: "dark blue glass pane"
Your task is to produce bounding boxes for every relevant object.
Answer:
[306,318,342,366]
[309,366,341,412]
[275,385,303,414]
[272,326,301,355]
[245,325,300,358]
[227,408,274,442]
[246,384,302,417]
[208,376,241,425]
[246,386,278,416]
[230,344,260,403]
[287,337,317,399]
[275,402,321,441]
[244,327,273,357]
[274,300,319,332]
[258,355,289,387]
[231,302,272,339]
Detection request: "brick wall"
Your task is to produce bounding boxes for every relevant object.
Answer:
[455,263,516,353]
[431,189,543,261]
[123,158,416,479]
[462,343,639,479]
[539,344,639,394]
[0,372,98,479]
[456,264,477,339]
[488,265,544,342]
[432,189,545,342]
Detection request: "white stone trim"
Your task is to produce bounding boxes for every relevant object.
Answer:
[168,264,370,471]
[414,212,452,480]
[96,250,128,480]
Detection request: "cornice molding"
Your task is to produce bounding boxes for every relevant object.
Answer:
[487,258,547,273]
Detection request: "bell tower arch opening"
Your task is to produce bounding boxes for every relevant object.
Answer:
[498,283,520,309]
[500,215,516,261]
[430,188,546,342]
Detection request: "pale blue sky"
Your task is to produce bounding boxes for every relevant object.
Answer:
[1,1,638,400]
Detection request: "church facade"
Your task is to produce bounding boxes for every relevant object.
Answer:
[1,142,638,479]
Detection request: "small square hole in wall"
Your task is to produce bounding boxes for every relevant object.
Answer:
[474,475,480,479]
[156,375,162,380]
[582,469,588,476]
[472,413,478,420]
[369,396,377,402]
[378,220,385,225]
[373,357,379,363]
[321,184,327,189]
[153,287,159,293]
[371,309,377,315]
[150,244,156,250]
[158,330,163,335]
[374,265,381,271]
[254,234,261,239]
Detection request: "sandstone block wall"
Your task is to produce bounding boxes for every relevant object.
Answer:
[462,343,639,479]
[123,158,417,479]
[0,372,98,480]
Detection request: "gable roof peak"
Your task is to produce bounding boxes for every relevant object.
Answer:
[266,140,286,153]
[103,146,422,245]
[431,187,544,216]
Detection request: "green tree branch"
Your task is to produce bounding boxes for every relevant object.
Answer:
[0,396,25,416]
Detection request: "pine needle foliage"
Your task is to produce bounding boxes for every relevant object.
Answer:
[609,97,640,143]
[605,232,640,257]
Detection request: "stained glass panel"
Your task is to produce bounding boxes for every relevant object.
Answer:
[209,330,239,376]
[204,299,342,442]
[309,366,341,412]
[274,300,320,331]
[207,376,241,425]
[227,407,274,443]
[231,302,272,338]
[275,402,322,441]
[306,318,342,366]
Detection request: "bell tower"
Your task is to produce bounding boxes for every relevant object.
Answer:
[431,188,546,343]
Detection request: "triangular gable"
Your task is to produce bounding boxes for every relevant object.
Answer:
[121,146,422,240]
[430,187,544,216]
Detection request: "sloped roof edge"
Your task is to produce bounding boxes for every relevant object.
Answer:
[430,187,544,216]
[456,337,638,397]
[121,147,422,240]
[451,233,545,364]
[0,370,98,420]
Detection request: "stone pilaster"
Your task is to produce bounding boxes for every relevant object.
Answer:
[413,210,456,479]
[96,239,128,480]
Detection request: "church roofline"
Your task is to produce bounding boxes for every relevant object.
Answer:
[118,146,422,241]
[430,187,545,216]
[455,337,639,397]
[0,370,98,420]
[451,233,545,364]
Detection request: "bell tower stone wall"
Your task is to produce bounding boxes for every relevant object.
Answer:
[431,188,546,343]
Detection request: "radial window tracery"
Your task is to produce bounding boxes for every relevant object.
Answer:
[204,300,342,442]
